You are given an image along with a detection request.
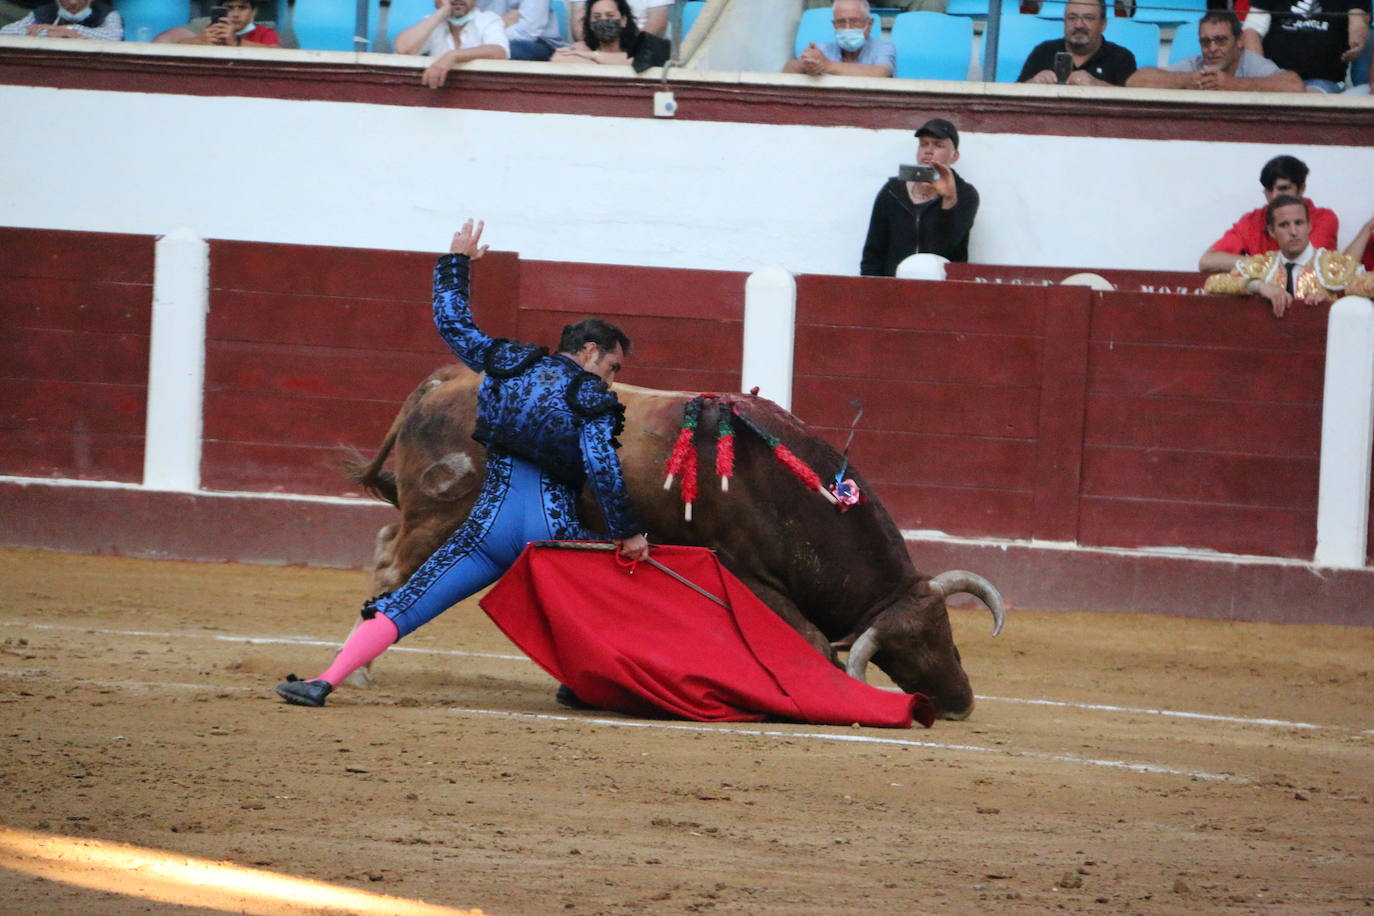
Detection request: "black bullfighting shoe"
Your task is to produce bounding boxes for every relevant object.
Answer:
[555,684,591,710]
[276,674,332,707]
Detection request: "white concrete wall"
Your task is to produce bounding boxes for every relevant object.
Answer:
[1,81,1370,274]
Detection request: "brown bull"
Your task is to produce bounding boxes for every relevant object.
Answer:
[349,365,1005,719]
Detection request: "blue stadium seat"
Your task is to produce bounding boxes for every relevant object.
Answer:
[1130,0,1206,27]
[1167,17,1201,64]
[385,0,434,49]
[113,0,193,41]
[550,0,568,42]
[793,5,876,57]
[678,0,703,40]
[981,13,1061,81]
[891,11,974,80]
[293,0,380,50]
[946,0,1022,20]
[1107,18,1160,68]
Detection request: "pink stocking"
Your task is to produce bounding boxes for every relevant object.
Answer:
[316,615,399,687]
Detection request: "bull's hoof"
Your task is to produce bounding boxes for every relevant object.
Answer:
[276,675,332,708]
[343,666,374,689]
[555,684,591,710]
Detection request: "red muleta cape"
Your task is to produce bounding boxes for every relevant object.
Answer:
[480,543,935,729]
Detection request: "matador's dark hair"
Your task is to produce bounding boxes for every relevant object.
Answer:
[559,317,632,357]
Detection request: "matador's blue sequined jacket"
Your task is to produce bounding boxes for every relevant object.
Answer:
[433,253,642,539]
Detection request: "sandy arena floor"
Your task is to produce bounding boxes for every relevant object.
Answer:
[0,547,1371,915]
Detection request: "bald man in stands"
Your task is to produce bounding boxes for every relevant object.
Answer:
[1128,12,1303,93]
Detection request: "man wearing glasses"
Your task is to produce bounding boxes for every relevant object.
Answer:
[1018,0,1136,86]
[784,0,895,77]
[1127,12,1303,91]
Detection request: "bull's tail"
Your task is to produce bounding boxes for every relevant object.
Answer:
[341,440,399,506]
[343,371,458,506]
[341,403,408,507]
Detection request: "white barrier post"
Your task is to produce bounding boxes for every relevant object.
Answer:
[742,267,796,411]
[142,228,209,492]
[1314,295,1374,567]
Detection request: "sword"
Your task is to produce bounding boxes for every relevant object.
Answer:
[530,540,730,609]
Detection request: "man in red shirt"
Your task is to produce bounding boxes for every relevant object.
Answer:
[1198,154,1338,272]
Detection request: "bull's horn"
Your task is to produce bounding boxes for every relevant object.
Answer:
[845,627,879,682]
[928,571,1006,637]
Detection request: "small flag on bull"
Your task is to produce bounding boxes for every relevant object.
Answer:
[729,407,838,506]
[715,404,735,491]
[662,397,702,521]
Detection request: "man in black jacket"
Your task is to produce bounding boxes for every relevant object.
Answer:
[860,118,979,276]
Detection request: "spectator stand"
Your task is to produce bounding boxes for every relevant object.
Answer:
[891,11,975,80]
[288,0,380,51]
[1166,15,1200,64]
[114,0,195,41]
[982,12,1059,81]
[551,0,567,42]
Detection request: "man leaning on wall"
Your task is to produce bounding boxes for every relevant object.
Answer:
[1204,196,1372,317]
[0,0,121,39]
[784,0,895,78]
[1127,11,1302,92]
[1198,155,1338,273]
[396,0,510,88]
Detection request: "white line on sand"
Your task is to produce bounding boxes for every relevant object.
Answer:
[446,708,1241,782]
[6,621,1350,733]
[0,665,1245,782]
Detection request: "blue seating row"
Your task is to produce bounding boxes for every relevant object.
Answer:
[110,0,575,51]
[950,0,1205,27]
[796,4,1198,82]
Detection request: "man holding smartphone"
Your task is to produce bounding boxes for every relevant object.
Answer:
[1018,0,1136,86]
[860,118,980,276]
[154,0,279,46]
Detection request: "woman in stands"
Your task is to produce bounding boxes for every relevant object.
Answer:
[552,0,668,72]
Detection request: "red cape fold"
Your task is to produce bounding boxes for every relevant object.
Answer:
[480,543,934,728]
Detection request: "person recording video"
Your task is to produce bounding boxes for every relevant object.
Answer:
[154,0,280,47]
[859,118,980,276]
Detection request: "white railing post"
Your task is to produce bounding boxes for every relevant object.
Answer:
[1314,295,1374,567]
[142,228,209,492]
[742,267,796,410]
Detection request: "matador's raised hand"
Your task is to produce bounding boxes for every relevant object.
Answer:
[449,219,490,260]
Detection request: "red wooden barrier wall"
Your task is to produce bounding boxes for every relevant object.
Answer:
[200,242,744,496]
[794,276,1085,541]
[5,228,1371,565]
[1080,291,1328,558]
[0,228,153,483]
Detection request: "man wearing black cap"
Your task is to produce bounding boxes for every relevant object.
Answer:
[860,118,979,276]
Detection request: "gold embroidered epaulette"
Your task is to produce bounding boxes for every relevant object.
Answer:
[1313,250,1359,292]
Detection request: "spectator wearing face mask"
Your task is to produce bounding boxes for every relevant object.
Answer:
[395,0,510,88]
[552,0,669,72]
[783,0,895,78]
[0,0,122,40]
[568,0,671,42]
